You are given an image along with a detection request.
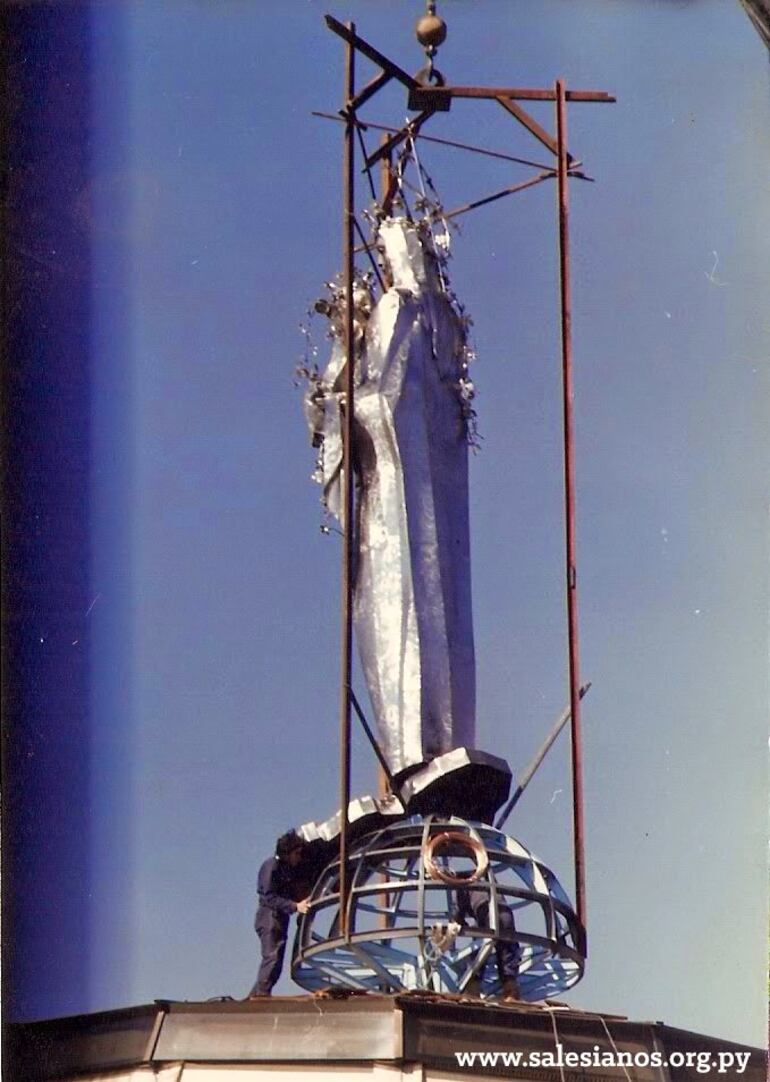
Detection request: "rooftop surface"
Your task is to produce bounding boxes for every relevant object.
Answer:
[4,993,764,1081]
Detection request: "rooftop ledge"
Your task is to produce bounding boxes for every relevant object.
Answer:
[4,992,764,1082]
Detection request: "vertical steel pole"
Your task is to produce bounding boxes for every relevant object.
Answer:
[555,78,586,936]
[377,134,393,803]
[377,134,392,943]
[338,25,356,941]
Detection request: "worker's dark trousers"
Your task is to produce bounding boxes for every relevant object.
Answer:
[250,915,289,996]
[474,901,521,980]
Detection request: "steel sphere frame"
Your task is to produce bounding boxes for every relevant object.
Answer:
[292,816,584,1001]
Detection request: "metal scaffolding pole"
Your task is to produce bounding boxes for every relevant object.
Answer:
[338,25,356,941]
[495,682,591,832]
[555,77,586,936]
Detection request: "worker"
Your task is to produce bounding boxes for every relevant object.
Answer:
[455,887,522,999]
[248,830,311,998]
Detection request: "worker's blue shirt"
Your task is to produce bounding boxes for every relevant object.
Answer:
[255,856,299,929]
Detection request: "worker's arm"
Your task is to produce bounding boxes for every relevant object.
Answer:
[257,858,298,917]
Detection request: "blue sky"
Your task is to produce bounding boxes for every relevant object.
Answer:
[8,0,768,1049]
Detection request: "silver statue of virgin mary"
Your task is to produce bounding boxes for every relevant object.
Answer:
[305,216,476,777]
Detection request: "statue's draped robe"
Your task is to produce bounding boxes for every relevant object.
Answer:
[308,218,475,776]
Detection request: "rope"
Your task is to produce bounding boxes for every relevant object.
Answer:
[600,1016,634,1082]
[423,831,488,886]
[547,1009,567,1082]
[407,132,449,291]
[424,920,461,963]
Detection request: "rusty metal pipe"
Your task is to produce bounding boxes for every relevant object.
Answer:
[442,170,556,222]
[495,682,591,831]
[556,78,586,938]
[338,24,356,942]
[350,690,404,808]
[414,84,615,102]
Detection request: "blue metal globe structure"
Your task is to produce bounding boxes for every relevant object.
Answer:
[292,815,585,1001]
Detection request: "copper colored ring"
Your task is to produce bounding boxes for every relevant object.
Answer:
[423,830,489,886]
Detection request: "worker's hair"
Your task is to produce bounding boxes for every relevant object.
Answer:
[276,830,304,860]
